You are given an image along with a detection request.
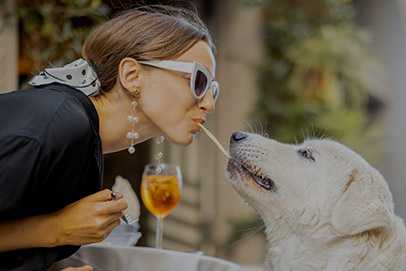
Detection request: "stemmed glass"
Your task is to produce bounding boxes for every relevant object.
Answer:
[141,163,182,249]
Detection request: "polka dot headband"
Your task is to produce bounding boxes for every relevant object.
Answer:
[28,58,101,96]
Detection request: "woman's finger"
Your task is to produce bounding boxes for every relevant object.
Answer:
[109,199,128,213]
[96,218,121,241]
[109,191,124,200]
[105,217,122,233]
[103,198,128,214]
[83,189,124,203]
[101,211,124,227]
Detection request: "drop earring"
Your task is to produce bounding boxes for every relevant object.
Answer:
[154,136,164,163]
[154,136,164,174]
[127,90,139,154]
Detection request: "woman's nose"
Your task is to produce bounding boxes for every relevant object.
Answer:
[198,89,215,113]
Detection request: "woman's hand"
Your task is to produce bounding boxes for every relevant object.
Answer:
[0,189,127,253]
[61,265,93,271]
[53,189,128,246]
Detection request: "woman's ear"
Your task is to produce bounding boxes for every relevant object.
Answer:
[119,57,141,93]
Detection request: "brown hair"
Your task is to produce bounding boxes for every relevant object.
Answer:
[82,5,215,93]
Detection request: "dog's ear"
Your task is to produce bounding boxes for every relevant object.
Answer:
[331,169,393,236]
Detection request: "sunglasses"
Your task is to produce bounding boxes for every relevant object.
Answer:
[138,60,220,103]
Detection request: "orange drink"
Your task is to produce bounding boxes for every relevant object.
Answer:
[141,175,181,218]
[141,163,182,249]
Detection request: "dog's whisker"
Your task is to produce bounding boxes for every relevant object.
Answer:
[253,121,258,134]
[314,125,325,140]
[315,126,320,139]
[321,123,331,139]
[320,128,326,139]
[261,121,268,137]
[312,124,321,139]
[235,220,265,233]
[242,223,266,233]
[263,122,269,138]
[301,129,306,142]
[311,124,316,139]
[230,223,266,247]
[257,121,262,135]
[318,127,324,139]
[245,120,255,134]
[259,121,264,136]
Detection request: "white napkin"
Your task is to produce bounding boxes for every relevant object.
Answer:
[112,175,140,219]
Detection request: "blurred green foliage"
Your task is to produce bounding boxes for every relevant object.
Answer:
[251,0,384,163]
[1,0,110,82]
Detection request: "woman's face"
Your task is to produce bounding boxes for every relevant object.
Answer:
[139,40,217,146]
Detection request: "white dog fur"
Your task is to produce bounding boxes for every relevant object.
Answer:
[226,132,406,271]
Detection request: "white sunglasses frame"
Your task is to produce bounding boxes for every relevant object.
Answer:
[138,60,220,103]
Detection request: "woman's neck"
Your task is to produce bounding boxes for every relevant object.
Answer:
[89,87,160,154]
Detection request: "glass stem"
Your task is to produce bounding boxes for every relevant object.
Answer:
[156,217,163,249]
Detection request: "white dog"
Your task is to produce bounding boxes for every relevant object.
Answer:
[226,131,406,271]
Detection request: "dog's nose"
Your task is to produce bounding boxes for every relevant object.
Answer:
[230,132,248,143]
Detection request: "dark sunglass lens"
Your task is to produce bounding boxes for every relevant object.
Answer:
[212,86,218,101]
[211,81,219,103]
[195,70,208,97]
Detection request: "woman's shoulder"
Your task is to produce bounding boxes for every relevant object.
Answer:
[0,84,97,143]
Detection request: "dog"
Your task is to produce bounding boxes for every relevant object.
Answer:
[226,131,406,271]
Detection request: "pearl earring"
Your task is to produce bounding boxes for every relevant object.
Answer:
[154,136,164,174]
[127,93,139,154]
[154,136,164,163]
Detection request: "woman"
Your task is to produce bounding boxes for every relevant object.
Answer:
[0,5,218,270]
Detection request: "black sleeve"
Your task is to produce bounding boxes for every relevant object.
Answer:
[0,136,42,219]
[0,130,83,271]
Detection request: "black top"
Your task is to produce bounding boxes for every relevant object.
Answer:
[0,84,103,271]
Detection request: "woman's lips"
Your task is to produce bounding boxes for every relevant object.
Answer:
[193,119,205,132]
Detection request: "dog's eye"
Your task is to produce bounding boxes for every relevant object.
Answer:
[299,149,315,161]
[302,150,311,159]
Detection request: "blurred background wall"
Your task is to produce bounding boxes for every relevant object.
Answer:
[0,0,405,269]
[355,0,406,220]
[0,0,18,93]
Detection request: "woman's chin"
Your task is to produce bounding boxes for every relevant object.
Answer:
[168,133,195,147]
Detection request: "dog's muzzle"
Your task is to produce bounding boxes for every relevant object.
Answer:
[227,132,275,191]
